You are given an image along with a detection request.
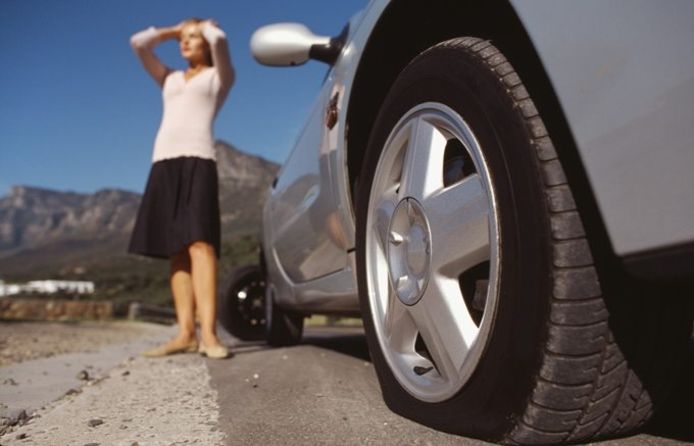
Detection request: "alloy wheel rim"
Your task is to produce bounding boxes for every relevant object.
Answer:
[237,277,266,329]
[365,102,500,402]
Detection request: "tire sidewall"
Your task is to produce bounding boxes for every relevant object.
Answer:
[355,43,553,438]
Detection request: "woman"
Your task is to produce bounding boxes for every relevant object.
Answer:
[128,18,235,359]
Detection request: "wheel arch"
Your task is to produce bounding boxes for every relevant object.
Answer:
[345,0,615,274]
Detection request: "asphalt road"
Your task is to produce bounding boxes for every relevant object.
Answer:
[2,323,692,445]
[208,326,485,445]
[209,326,694,446]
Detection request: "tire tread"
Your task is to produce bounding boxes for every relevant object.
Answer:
[437,37,675,444]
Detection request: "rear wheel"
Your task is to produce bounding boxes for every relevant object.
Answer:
[218,265,267,341]
[355,37,691,444]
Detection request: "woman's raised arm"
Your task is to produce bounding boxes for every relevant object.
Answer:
[201,21,236,93]
[130,25,180,87]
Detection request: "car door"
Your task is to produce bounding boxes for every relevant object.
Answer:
[266,73,351,284]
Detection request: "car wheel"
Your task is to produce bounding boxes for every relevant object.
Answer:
[218,265,267,341]
[355,37,691,444]
[265,283,304,346]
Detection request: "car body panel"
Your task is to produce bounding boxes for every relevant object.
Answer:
[511,0,694,256]
[261,5,388,310]
[261,0,694,313]
[267,81,348,283]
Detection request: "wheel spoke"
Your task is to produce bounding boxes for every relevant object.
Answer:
[424,173,491,277]
[399,117,447,201]
[409,275,479,381]
[371,189,398,255]
[384,290,417,353]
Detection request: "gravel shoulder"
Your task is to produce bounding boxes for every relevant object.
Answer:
[0,320,180,441]
[0,320,166,367]
[2,353,224,446]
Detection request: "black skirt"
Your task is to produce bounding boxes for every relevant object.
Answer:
[128,156,221,259]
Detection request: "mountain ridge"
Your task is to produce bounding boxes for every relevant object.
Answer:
[0,140,278,281]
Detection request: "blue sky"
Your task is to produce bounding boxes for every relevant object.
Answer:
[0,0,367,196]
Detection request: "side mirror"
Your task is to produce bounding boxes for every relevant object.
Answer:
[250,23,346,67]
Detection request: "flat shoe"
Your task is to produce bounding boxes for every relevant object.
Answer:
[141,340,198,357]
[198,344,230,359]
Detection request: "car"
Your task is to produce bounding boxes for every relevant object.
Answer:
[218,1,694,444]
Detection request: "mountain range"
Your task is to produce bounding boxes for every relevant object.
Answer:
[0,141,279,298]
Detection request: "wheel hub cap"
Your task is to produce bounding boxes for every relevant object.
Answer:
[366,103,501,403]
[387,198,432,306]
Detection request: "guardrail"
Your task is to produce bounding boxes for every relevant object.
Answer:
[127,302,176,324]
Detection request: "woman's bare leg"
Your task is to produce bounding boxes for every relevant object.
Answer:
[189,241,223,347]
[169,251,198,345]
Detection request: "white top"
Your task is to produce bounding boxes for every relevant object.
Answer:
[130,23,234,162]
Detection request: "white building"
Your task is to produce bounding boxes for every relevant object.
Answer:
[0,280,95,297]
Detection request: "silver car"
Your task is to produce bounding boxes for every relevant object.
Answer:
[219,1,694,444]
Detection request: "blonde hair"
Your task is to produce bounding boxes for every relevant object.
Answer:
[182,17,213,66]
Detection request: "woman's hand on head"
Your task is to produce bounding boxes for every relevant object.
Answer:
[172,20,188,39]
[204,19,220,29]
[155,21,187,42]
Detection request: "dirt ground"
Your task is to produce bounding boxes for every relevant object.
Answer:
[0,320,166,366]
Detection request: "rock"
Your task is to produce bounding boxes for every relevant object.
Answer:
[16,432,28,439]
[77,370,89,381]
[122,370,130,376]
[87,418,104,427]
[6,409,28,425]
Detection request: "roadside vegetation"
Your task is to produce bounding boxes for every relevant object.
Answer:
[3,233,261,317]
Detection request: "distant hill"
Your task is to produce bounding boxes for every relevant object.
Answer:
[216,140,279,235]
[0,141,279,310]
[0,187,140,253]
